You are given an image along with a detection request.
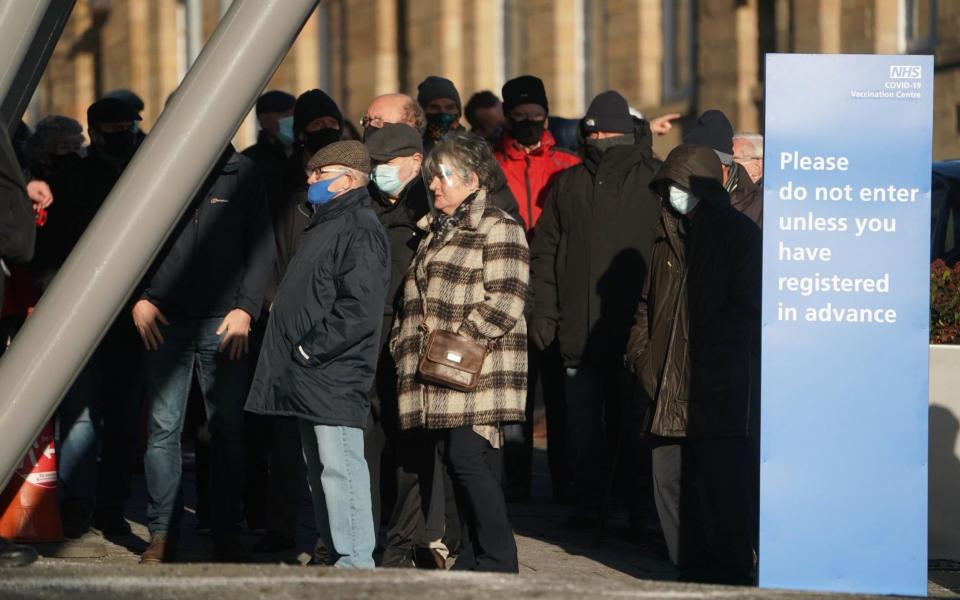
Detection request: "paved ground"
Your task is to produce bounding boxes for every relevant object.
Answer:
[3,445,959,599]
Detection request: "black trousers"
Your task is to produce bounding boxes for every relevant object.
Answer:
[427,427,517,573]
[651,437,756,585]
[502,344,566,500]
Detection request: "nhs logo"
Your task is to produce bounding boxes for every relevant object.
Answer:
[889,65,922,79]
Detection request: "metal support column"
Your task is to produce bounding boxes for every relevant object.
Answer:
[0,0,319,489]
[0,0,75,131]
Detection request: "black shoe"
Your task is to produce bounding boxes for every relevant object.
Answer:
[212,535,251,563]
[566,512,600,529]
[60,499,93,540]
[94,511,132,536]
[0,537,37,567]
[253,531,295,554]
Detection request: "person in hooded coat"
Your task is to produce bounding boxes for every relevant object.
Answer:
[530,90,661,529]
[625,143,760,585]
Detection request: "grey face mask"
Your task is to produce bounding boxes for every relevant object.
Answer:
[585,134,634,153]
[583,134,634,163]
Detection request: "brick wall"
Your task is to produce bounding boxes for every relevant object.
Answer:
[24,0,960,160]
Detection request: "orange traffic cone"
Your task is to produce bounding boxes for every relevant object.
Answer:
[0,421,64,542]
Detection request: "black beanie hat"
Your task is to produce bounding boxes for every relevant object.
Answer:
[582,91,632,134]
[87,97,142,126]
[417,76,462,113]
[502,75,549,114]
[256,90,296,115]
[293,89,344,136]
[683,110,734,157]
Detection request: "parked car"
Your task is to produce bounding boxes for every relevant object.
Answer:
[932,161,960,265]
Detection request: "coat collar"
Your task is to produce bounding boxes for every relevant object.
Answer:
[306,186,370,228]
[416,189,489,233]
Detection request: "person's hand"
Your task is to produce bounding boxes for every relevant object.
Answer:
[132,299,168,351]
[26,180,53,211]
[217,309,252,360]
[649,113,682,136]
[530,317,557,351]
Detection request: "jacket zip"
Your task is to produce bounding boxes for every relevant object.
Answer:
[524,156,533,231]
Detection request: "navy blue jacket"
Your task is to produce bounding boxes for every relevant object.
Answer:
[142,150,275,320]
[245,187,391,428]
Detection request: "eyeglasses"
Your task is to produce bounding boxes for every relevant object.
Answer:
[360,115,384,129]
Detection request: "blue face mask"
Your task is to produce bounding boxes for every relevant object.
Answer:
[276,116,295,146]
[372,163,405,196]
[307,174,344,206]
[667,185,700,215]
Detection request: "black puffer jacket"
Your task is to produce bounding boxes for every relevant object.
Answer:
[626,144,761,438]
[530,118,662,367]
[142,149,275,320]
[245,187,391,428]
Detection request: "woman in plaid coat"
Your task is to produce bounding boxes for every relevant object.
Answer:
[390,132,528,572]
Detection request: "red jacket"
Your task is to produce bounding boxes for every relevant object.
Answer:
[495,130,580,233]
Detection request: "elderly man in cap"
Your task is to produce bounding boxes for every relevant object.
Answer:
[247,141,390,569]
[683,110,762,227]
[362,123,433,565]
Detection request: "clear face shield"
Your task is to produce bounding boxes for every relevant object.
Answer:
[422,162,458,217]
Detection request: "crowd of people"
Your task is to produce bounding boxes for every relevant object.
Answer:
[0,73,765,584]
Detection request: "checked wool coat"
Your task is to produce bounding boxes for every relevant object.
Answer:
[390,189,529,431]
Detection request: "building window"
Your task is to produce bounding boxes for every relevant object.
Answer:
[662,0,696,103]
[903,0,937,54]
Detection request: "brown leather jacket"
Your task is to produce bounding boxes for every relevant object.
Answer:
[626,144,761,438]
[729,161,763,227]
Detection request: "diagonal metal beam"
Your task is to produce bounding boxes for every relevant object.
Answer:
[0,0,320,489]
[0,0,76,131]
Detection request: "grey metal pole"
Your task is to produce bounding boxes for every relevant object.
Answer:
[0,0,319,489]
[0,1,76,131]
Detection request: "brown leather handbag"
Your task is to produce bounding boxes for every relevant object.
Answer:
[417,325,492,392]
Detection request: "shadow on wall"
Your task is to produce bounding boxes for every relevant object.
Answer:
[930,404,960,560]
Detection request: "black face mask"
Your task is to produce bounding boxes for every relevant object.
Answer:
[99,130,137,159]
[510,119,546,146]
[48,152,81,174]
[302,128,341,154]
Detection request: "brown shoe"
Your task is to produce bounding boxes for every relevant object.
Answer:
[140,534,176,564]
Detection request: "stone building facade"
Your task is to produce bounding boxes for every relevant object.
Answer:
[29,0,958,159]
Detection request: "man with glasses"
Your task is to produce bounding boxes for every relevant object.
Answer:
[246,141,390,569]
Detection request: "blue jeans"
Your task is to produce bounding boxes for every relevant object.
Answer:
[143,318,249,537]
[299,422,375,569]
[58,321,143,514]
[57,360,101,510]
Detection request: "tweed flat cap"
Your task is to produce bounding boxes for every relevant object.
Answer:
[306,140,371,174]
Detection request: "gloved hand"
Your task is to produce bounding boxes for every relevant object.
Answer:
[529,317,557,351]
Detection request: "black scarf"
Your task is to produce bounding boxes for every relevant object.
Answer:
[429,191,478,247]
